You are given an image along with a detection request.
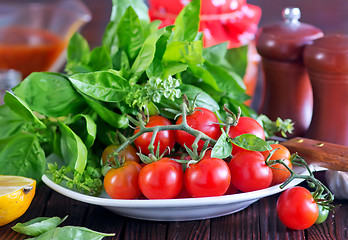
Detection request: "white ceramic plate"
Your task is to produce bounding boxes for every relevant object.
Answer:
[42,166,307,221]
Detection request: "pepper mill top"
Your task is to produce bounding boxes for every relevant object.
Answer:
[304,34,348,74]
[256,7,323,62]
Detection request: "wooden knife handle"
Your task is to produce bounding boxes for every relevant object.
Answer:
[282,137,348,171]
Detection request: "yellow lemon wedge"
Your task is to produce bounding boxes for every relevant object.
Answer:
[0,175,36,226]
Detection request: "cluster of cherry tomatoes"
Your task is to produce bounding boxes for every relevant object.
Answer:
[102,107,326,230]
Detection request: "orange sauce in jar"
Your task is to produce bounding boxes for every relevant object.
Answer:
[0,27,67,78]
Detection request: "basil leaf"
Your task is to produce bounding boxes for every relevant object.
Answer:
[231,134,272,152]
[13,72,87,117]
[59,121,88,174]
[103,0,149,51]
[87,46,112,71]
[130,27,167,82]
[211,131,232,159]
[225,45,248,80]
[163,41,203,65]
[180,84,220,112]
[70,114,97,148]
[83,95,128,129]
[26,226,115,240]
[117,6,144,61]
[65,33,90,75]
[162,62,188,79]
[69,71,128,102]
[12,216,68,237]
[0,134,46,181]
[4,91,46,129]
[0,105,25,139]
[172,0,200,42]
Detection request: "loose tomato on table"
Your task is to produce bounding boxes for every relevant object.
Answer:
[227,116,265,155]
[277,186,319,230]
[134,115,175,156]
[138,157,183,199]
[229,150,272,192]
[101,144,140,165]
[184,157,231,197]
[175,107,221,151]
[103,161,142,199]
[260,143,293,185]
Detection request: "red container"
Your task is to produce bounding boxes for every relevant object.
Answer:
[256,7,323,137]
[304,34,348,146]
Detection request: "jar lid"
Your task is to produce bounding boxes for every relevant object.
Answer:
[304,34,348,74]
[256,7,323,61]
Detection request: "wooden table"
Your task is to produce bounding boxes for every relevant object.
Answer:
[1,0,348,239]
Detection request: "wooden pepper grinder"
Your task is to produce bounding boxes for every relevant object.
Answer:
[256,7,323,137]
[304,34,348,146]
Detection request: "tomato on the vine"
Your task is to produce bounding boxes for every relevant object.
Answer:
[175,107,221,151]
[184,157,231,197]
[261,144,292,185]
[229,150,272,192]
[138,157,183,199]
[277,186,319,230]
[103,161,142,199]
[134,115,175,156]
[101,144,140,165]
[227,116,265,155]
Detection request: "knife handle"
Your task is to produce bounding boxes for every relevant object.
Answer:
[282,137,348,172]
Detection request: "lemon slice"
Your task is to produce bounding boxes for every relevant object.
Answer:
[0,175,36,226]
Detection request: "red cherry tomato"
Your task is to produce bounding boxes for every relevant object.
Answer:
[277,187,319,230]
[103,161,142,199]
[101,144,140,165]
[261,144,293,185]
[227,116,265,155]
[134,115,175,156]
[138,157,183,199]
[229,150,272,192]
[175,107,221,151]
[184,157,231,197]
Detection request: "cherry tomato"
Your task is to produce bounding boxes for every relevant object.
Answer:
[315,204,329,224]
[103,161,142,199]
[185,157,231,197]
[101,144,140,165]
[138,157,183,199]
[277,187,319,230]
[227,116,265,155]
[261,144,292,185]
[229,150,272,192]
[175,107,221,151]
[134,115,175,156]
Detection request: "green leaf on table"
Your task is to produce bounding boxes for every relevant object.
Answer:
[82,95,129,129]
[58,121,88,174]
[26,226,115,240]
[12,216,68,237]
[129,27,167,82]
[172,0,201,42]
[117,6,144,61]
[69,71,128,102]
[163,41,203,65]
[4,91,46,129]
[69,114,97,148]
[13,72,87,117]
[0,133,46,181]
[0,105,26,139]
[87,46,112,71]
[231,134,272,152]
[211,131,232,159]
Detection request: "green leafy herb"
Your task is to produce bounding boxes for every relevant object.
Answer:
[231,134,272,152]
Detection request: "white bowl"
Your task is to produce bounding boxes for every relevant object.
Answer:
[42,167,306,221]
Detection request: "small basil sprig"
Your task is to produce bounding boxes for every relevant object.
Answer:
[12,216,115,240]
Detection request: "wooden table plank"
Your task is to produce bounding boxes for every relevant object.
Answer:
[124,218,167,240]
[167,220,210,240]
